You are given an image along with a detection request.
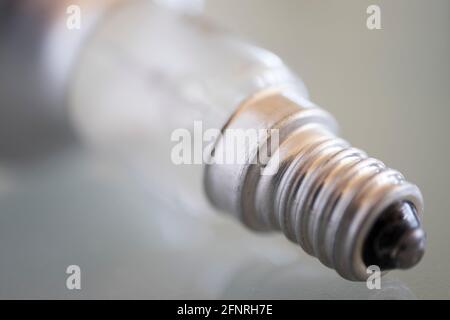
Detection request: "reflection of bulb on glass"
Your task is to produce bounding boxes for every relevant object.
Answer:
[0,0,425,281]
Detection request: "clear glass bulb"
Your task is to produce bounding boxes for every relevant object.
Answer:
[65,0,425,281]
[69,0,308,214]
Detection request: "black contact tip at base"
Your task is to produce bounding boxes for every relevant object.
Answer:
[363,201,425,271]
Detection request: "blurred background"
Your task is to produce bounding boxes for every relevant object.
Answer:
[0,0,449,299]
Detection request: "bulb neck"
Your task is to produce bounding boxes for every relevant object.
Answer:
[204,87,424,281]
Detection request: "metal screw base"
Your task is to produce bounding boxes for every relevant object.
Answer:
[204,87,424,281]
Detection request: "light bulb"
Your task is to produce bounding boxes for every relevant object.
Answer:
[0,0,425,281]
